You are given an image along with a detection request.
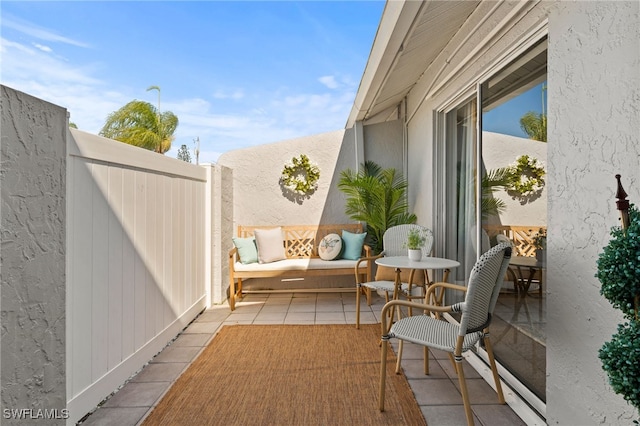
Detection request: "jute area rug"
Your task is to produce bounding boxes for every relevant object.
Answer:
[143,324,426,425]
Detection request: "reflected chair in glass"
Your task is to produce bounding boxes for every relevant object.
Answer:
[354,224,433,329]
[379,243,512,426]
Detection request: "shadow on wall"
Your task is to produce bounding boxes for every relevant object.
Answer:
[280,183,317,205]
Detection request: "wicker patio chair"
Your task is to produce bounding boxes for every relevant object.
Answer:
[379,242,512,426]
[354,224,433,329]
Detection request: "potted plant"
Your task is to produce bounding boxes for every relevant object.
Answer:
[338,160,417,254]
[597,203,640,415]
[533,228,547,262]
[406,228,426,261]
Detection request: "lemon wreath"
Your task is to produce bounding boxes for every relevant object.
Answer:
[280,154,320,195]
[505,154,546,196]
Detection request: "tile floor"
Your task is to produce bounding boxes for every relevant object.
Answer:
[79,292,527,426]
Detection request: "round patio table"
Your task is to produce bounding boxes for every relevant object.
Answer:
[375,256,460,324]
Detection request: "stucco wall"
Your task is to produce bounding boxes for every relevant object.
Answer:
[205,162,233,305]
[217,129,353,228]
[362,120,404,175]
[1,86,67,423]
[547,1,639,424]
[217,122,405,231]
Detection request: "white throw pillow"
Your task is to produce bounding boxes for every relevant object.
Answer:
[318,233,343,260]
[254,227,286,264]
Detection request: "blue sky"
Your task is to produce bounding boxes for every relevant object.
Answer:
[1,1,385,163]
[483,82,546,137]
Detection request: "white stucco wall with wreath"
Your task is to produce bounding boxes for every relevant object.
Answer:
[482,131,548,227]
[216,129,356,228]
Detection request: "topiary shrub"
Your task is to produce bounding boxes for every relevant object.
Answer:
[597,204,640,414]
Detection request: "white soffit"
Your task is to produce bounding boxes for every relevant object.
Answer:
[347,0,480,127]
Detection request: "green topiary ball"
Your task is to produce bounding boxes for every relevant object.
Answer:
[597,204,640,320]
[599,321,640,411]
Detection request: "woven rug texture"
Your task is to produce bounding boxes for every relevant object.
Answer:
[142,323,426,425]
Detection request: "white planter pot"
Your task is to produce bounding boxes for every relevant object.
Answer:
[408,249,422,261]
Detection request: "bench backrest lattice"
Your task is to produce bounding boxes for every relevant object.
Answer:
[483,225,546,257]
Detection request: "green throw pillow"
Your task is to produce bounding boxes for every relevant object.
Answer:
[232,237,258,264]
[341,230,367,260]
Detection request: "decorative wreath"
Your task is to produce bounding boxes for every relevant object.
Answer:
[280,154,320,195]
[505,154,546,196]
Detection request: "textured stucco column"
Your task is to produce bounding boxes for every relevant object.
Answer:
[205,163,233,305]
[1,86,67,423]
[547,2,639,424]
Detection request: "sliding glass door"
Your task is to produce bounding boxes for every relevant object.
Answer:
[439,37,548,409]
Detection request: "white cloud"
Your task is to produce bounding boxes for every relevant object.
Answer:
[2,15,90,48]
[319,75,339,89]
[212,89,245,100]
[33,43,52,53]
[0,37,119,133]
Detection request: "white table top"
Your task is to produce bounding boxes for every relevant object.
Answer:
[375,256,460,270]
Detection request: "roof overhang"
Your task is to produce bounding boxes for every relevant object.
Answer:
[347,0,480,128]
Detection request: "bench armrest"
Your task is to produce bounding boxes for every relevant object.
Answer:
[228,247,238,271]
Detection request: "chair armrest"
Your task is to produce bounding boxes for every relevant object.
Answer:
[426,281,467,306]
[355,253,383,283]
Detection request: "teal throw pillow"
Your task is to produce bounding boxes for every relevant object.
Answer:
[341,230,367,260]
[232,237,258,264]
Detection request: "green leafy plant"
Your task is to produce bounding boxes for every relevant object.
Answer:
[100,99,178,154]
[338,161,416,254]
[532,228,547,250]
[597,204,640,414]
[406,228,426,250]
[482,167,510,219]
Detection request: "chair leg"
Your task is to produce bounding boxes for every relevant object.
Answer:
[356,284,361,329]
[379,338,389,411]
[423,346,430,375]
[395,340,404,374]
[229,279,236,311]
[483,331,506,404]
[447,353,457,372]
[455,353,475,426]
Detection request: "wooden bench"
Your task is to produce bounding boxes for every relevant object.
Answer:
[228,224,372,310]
[484,225,547,295]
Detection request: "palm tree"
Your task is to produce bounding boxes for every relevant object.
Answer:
[99,100,178,154]
[519,111,547,142]
[338,161,417,253]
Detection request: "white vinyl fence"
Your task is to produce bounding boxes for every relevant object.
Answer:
[66,129,207,424]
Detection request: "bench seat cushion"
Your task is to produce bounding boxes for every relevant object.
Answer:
[234,258,367,272]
